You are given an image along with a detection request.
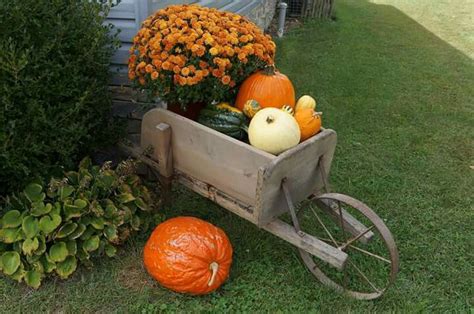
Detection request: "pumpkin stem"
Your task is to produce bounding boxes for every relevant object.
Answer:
[208,262,219,287]
[266,115,275,124]
[262,64,276,76]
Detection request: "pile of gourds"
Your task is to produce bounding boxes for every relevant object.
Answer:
[198,65,322,155]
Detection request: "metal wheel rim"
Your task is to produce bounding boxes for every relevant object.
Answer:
[298,193,399,300]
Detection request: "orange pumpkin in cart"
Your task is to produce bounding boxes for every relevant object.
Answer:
[143,216,233,295]
[235,65,295,111]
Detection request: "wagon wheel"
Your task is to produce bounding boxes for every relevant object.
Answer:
[297,193,399,300]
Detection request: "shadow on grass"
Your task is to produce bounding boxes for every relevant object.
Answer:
[1,1,473,312]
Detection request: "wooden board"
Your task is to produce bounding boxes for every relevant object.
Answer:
[141,109,275,207]
[263,219,347,270]
[255,129,337,226]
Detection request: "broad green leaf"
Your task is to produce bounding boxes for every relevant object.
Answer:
[79,226,96,240]
[22,216,39,238]
[66,240,77,256]
[59,185,75,201]
[103,225,118,242]
[117,193,135,204]
[131,215,141,231]
[41,255,56,273]
[51,214,62,226]
[134,198,148,211]
[34,236,47,255]
[50,202,61,216]
[39,215,61,234]
[22,237,39,255]
[63,204,82,220]
[1,251,21,275]
[100,174,115,189]
[90,217,105,230]
[68,224,86,240]
[31,260,44,273]
[65,171,80,186]
[31,202,52,217]
[0,228,20,243]
[76,249,90,263]
[74,199,88,210]
[104,203,118,218]
[24,183,43,202]
[82,235,100,252]
[49,242,68,262]
[10,263,25,282]
[55,223,78,239]
[1,210,22,228]
[104,243,117,257]
[25,270,42,289]
[56,256,77,279]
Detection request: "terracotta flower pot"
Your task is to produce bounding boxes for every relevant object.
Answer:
[167,102,206,121]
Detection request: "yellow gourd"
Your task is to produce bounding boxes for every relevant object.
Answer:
[216,102,242,113]
[295,95,316,112]
[248,108,300,155]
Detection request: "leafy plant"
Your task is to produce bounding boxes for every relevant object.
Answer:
[0,157,158,289]
[0,0,121,195]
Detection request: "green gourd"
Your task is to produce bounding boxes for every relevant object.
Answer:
[198,103,249,140]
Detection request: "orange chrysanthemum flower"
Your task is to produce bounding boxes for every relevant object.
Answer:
[221,75,231,85]
[128,4,275,106]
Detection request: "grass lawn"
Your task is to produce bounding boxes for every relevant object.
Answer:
[1,0,473,312]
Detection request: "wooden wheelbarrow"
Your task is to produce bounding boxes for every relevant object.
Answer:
[124,108,399,300]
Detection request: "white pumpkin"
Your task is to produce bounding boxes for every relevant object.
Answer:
[248,108,301,155]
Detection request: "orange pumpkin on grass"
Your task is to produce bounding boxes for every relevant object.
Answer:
[143,216,233,295]
[294,108,322,142]
[235,65,295,111]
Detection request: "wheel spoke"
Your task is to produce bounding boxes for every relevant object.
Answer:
[347,244,391,264]
[309,205,338,246]
[349,260,381,293]
[339,225,375,250]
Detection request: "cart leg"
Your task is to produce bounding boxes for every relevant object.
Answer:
[153,123,173,208]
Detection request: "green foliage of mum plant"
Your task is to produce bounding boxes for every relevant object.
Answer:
[0,157,158,289]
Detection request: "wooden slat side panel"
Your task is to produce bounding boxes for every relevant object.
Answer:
[177,171,257,224]
[255,129,337,226]
[141,109,274,206]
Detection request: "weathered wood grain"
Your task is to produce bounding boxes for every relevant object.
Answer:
[263,219,347,270]
[176,170,256,224]
[141,108,275,207]
[255,129,337,226]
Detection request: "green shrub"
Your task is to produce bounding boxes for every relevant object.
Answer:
[0,157,159,289]
[0,0,121,195]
